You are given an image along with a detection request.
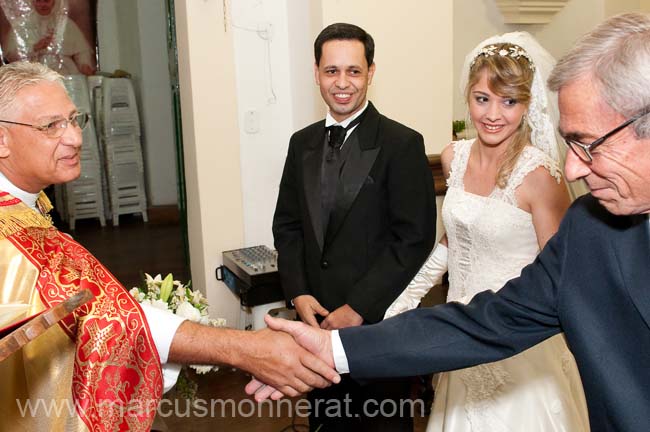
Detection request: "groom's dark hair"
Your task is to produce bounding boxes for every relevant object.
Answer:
[314,23,375,67]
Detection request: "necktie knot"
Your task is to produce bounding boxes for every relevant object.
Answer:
[324,110,366,161]
[326,125,346,150]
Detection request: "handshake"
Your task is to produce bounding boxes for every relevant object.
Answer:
[242,315,338,402]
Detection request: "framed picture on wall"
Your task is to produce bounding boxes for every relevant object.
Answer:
[0,0,97,75]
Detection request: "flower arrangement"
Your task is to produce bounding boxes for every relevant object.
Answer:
[129,273,226,399]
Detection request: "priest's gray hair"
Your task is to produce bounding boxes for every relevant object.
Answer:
[0,62,64,118]
[548,12,650,139]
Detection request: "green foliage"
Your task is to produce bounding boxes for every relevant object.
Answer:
[452,120,466,135]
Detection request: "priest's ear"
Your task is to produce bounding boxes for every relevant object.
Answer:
[0,126,11,158]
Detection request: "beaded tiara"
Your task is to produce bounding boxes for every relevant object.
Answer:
[470,44,536,71]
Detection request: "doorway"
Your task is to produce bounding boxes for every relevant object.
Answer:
[66,0,190,289]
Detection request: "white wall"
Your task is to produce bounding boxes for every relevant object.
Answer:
[606,0,647,15]
[174,0,319,324]
[231,0,310,248]
[134,1,177,206]
[96,0,119,72]
[174,0,243,326]
[112,1,140,77]
[167,0,323,322]
[287,0,325,130]
[320,0,453,153]
[97,0,178,207]
[452,0,606,122]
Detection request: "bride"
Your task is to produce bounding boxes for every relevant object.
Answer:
[386,32,590,431]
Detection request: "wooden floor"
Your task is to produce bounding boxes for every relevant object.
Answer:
[60,211,190,290]
[158,368,430,432]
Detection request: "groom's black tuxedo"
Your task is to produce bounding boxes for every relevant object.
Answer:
[273,102,436,323]
[341,194,650,431]
[273,102,435,431]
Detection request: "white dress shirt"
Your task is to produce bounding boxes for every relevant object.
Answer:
[325,100,368,148]
[0,172,185,392]
[331,330,350,373]
[324,100,368,375]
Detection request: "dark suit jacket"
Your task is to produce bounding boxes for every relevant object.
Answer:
[273,102,436,323]
[341,194,650,431]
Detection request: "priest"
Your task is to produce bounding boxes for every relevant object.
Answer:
[0,61,338,431]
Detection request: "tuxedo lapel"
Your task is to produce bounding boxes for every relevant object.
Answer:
[614,215,650,330]
[303,128,326,251]
[324,104,381,246]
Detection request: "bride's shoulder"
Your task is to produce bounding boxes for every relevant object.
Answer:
[445,139,474,161]
[442,139,473,178]
[517,145,561,182]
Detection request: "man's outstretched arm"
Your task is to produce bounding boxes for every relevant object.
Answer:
[169,320,339,397]
[246,225,567,399]
[261,210,570,387]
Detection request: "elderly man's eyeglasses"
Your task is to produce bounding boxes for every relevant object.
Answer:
[563,108,650,163]
[0,112,90,138]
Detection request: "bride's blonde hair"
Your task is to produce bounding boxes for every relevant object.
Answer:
[465,43,535,189]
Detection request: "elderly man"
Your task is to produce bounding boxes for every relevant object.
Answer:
[0,61,338,431]
[251,12,650,431]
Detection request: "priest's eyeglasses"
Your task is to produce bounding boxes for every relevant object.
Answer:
[0,112,90,138]
[563,108,650,163]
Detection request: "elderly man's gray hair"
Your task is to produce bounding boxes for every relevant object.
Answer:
[548,12,650,139]
[0,62,64,118]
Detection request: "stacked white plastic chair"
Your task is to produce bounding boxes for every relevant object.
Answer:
[86,75,104,131]
[100,77,148,226]
[59,75,106,230]
[86,75,111,221]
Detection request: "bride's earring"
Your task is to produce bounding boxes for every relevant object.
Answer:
[520,113,528,128]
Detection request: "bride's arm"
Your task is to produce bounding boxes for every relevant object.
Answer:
[517,166,571,250]
[384,144,455,319]
[384,236,448,319]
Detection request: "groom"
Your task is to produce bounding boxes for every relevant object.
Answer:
[272,22,436,431]
[251,12,650,432]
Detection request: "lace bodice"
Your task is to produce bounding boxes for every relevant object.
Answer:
[443,139,561,303]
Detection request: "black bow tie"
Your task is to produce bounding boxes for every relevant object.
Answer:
[326,125,347,150]
[325,111,366,152]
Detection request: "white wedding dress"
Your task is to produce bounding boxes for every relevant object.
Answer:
[427,139,589,432]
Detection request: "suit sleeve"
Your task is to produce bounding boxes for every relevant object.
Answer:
[340,201,571,378]
[346,133,437,323]
[272,136,310,302]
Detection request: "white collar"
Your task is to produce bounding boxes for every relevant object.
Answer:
[325,100,369,128]
[0,171,40,210]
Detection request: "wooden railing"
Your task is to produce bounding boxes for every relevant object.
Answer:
[424,154,449,307]
[427,154,447,196]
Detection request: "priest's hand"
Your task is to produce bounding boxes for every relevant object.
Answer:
[245,315,335,401]
[238,327,339,397]
[168,320,339,397]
